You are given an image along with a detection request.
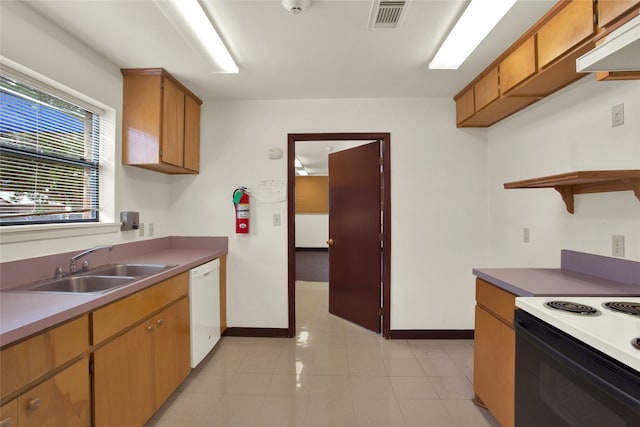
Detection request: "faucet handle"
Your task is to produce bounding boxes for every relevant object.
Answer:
[54,266,64,279]
[81,260,90,271]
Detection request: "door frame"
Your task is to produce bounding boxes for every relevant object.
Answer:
[287,132,391,339]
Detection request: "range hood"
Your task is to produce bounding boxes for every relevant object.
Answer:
[576,14,640,72]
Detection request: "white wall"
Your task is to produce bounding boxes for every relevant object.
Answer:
[295,214,328,248]
[487,76,640,267]
[169,98,488,330]
[0,2,172,261]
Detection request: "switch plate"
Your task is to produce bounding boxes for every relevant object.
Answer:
[523,227,530,243]
[273,214,281,226]
[612,235,625,257]
[149,223,155,237]
[612,104,624,127]
[139,223,144,237]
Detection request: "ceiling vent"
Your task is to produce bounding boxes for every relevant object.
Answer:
[368,0,410,29]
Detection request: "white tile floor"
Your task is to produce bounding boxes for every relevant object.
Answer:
[146,282,500,427]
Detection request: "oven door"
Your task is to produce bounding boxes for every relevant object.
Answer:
[514,309,640,427]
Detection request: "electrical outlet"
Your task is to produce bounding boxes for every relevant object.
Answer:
[273,214,281,226]
[139,223,144,236]
[612,235,625,257]
[523,227,530,243]
[612,104,624,127]
[149,223,155,237]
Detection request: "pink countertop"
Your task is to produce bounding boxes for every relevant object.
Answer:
[473,250,640,297]
[473,268,640,297]
[0,237,227,347]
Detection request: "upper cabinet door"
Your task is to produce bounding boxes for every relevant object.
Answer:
[598,0,640,28]
[161,77,185,168]
[537,0,595,69]
[183,94,201,173]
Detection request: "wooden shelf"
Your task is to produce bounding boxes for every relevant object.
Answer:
[504,170,640,213]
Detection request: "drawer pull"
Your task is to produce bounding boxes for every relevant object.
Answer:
[147,324,155,332]
[0,417,13,427]
[26,397,41,412]
[156,319,164,327]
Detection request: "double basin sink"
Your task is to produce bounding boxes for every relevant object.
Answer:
[8,263,174,294]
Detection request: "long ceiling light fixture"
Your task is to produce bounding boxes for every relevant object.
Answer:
[428,0,517,69]
[154,0,238,73]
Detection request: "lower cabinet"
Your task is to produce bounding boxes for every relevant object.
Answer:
[473,278,516,427]
[0,359,90,427]
[93,295,190,427]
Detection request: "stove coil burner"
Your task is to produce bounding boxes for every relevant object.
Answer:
[544,301,600,315]
[603,301,640,316]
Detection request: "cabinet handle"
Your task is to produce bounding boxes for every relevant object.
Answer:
[147,324,155,332]
[26,397,41,412]
[0,417,13,427]
[156,319,164,327]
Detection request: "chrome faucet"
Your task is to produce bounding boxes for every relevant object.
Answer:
[69,244,113,273]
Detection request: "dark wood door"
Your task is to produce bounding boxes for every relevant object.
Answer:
[328,141,381,333]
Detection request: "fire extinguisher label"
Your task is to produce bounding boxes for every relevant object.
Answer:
[237,211,249,219]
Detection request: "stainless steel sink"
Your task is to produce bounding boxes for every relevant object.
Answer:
[90,263,173,277]
[5,263,175,294]
[28,275,135,294]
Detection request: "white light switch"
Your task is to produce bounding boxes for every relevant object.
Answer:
[612,104,624,127]
[273,214,281,226]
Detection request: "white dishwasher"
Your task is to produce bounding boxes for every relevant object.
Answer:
[189,259,220,368]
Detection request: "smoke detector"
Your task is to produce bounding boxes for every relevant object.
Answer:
[282,0,310,14]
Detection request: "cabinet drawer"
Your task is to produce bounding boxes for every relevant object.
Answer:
[0,315,89,400]
[0,399,17,427]
[92,273,189,345]
[476,278,516,325]
[500,36,537,94]
[538,0,595,68]
[17,358,90,427]
[474,68,499,111]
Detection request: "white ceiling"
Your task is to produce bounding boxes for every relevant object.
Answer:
[20,0,556,175]
[22,0,555,101]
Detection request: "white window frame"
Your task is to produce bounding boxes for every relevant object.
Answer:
[0,58,118,243]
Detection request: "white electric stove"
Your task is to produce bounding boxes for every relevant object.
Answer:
[515,296,640,372]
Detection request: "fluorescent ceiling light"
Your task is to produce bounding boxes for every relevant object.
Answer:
[296,169,309,176]
[154,0,238,73]
[295,157,303,168]
[429,0,517,69]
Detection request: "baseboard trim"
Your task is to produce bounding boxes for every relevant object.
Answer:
[295,247,329,252]
[222,327,290,338]
[390,329,475,340]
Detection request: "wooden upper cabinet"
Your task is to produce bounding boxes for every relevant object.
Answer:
[537,0,595,69]
[474,68,499,111]
[598,0,640,28]
[122,68,202,174]
[500,36,537,94]
[454,0,599,127]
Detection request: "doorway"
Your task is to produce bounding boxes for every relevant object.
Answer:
[287,132,391,339]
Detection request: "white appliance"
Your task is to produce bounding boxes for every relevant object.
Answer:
[189,259,220,368]
[516,296,640,371]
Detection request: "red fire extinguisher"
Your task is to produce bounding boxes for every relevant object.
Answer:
[233,187,250,234]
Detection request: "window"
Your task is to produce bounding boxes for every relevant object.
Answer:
[0,67,103,225]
